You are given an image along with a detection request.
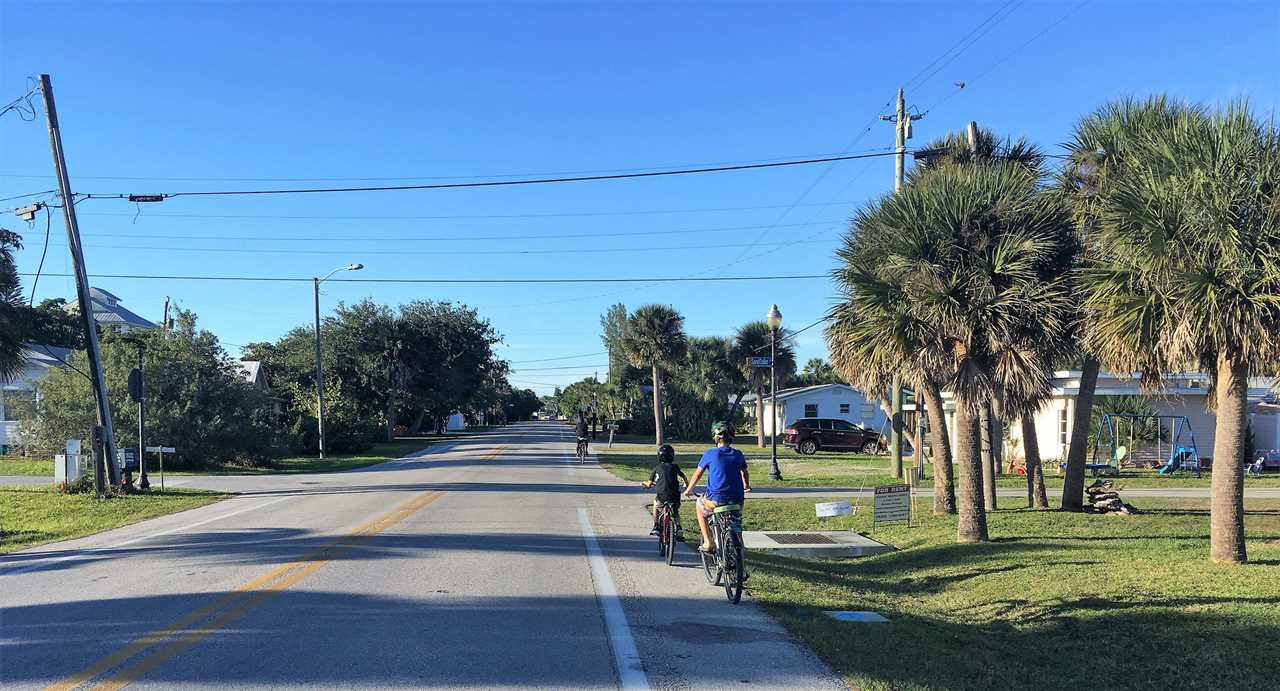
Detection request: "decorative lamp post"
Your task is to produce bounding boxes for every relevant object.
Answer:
[766,303,784,481]
[314,263,363,458]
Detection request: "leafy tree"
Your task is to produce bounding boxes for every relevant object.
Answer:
[27,298,84,349]
[600,303,629,385]
[328,299,403,442]
[621,305,687,444]
[502,388,542,422]
[731,321,797,448]
[16,309,278,467]
[398,300,503,434]
[1079,99,1280,564]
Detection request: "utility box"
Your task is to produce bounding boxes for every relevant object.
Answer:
[54,453,84,483]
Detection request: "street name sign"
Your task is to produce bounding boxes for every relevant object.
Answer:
[751,356,773,368]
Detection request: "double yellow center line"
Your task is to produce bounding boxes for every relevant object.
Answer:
[47,489,448,691]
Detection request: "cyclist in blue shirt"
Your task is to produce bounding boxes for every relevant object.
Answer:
[682,420,751,553]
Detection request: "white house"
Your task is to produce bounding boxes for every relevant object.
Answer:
[742,383,889,436]
[1,288,157,452]
[924,370,1279,465]
[0,345,73,453]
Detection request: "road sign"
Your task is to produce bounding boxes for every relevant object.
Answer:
[128,367,145,403]
[815,500,852,518]
[873,484,911,528]
[145,446,176,453]
[751,356,773,368]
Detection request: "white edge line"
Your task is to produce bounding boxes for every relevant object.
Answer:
[1,495,294,577]
[578,507,650,691]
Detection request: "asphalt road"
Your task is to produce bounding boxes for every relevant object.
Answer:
[0,422,844,690]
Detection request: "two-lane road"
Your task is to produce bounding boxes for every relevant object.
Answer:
[1,422,843,690]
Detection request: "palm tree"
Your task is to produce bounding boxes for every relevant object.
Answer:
[731,321,796,448]
[826,282,957,514]
[0,228,31,382]
[1058,96,1187,512]
[668,336,736,440]
[1080,99,1280,564]
[831,159,1075,542]
[621,304,688,445]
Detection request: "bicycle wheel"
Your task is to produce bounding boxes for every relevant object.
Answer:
[656,508,667,556]
[721,531,743,604]
[664,513,676,565]
[701,526,721,585]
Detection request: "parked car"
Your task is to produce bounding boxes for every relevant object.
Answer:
[783,418,884,455]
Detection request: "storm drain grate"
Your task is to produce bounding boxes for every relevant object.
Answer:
[765,533,839,545]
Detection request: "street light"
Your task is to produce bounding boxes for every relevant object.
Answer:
[314,263,363,459]
[765,303,784,481]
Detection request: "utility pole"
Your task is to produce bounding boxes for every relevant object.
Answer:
[314,277,326,459]
[38,74,121,487]
[881,88,925,481]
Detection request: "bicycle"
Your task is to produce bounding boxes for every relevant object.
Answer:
[654,501,678,565]
[576,436,589,463]
[693,494,745,604]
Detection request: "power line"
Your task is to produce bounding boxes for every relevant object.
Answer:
[908,0,1026,99]
[18,271,830,284]
[0,189,55,204]
[74,199,865,222]
[50,237,834,257]
[510,364,609,372]
[71,220,840,244]
[0,149,890,183]
[903,0,1023,92]
[28,205,53,304]
[921,0,1093,115]
[72,150,904,200]
[507,351,607,364]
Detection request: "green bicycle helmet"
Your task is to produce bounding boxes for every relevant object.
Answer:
[711,420,735,441]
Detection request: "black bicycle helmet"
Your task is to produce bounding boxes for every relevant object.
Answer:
[657,444,675,463]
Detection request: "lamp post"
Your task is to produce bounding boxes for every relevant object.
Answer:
[314,263,363,459]
[766,304,783,481]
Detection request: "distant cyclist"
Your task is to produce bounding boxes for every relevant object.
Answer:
[642,444,688,540]
[683,421,750,553]
[575,414,589,457]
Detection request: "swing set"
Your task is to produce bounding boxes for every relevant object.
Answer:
[1090,412,1202,478]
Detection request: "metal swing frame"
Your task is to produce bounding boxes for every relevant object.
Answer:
[1089,412,1201,477]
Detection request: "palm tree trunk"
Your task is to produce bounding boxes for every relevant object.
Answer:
[407,409,426,436]
[385,394,397,443]
[755,383,766,448]
[652,364,665,445]
[955,398,988,543]
[922,382,955,515]
[1210,351,1248,564]
[1061,356,1100,511]
[1022,415,1048,508]
[980,401,997,511]
[727,390,746,419]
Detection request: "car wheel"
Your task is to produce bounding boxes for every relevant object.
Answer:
[862,440,880,455]
[799,439,818,455]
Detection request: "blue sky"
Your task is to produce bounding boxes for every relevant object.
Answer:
[2,1,1277,395]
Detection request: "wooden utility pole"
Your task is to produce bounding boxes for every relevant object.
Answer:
[881,89,925,480]
[38,74,120,487]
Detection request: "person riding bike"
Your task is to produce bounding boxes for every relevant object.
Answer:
[683,421,750,553]
[575,414,589,455]
[642,444,687,540]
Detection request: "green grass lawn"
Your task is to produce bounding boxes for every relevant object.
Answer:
[0,455,52,476]
[595,435,1280,490]
[596,439,903,487]
[0,485,229,554]
[718,496,1280,690]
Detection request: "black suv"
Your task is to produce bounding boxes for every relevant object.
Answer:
[783,418,883,455]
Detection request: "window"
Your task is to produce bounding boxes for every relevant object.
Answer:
[804,404,818,418]
[839,403,850,414]
[794,419,816,429]
[819,419,834,431]
[1058,408,1069,446]
[833,420,855,431]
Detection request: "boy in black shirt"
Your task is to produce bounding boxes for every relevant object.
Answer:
[642,444,687,540]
